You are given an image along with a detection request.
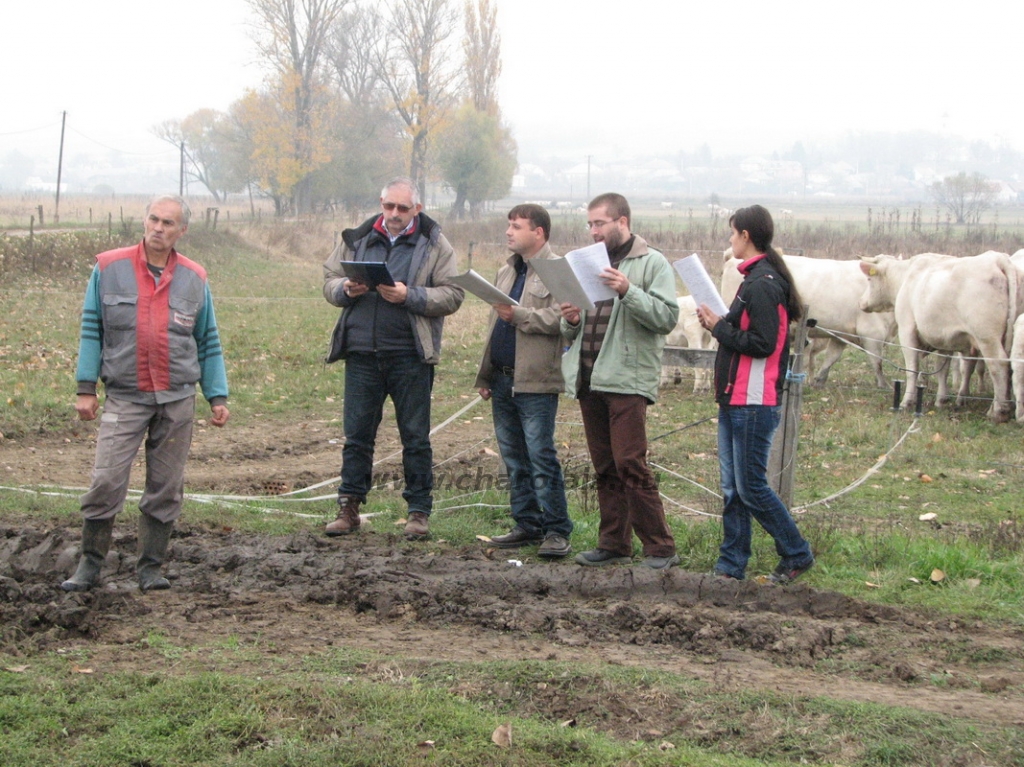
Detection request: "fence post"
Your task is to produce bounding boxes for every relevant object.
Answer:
[768,307,810,508]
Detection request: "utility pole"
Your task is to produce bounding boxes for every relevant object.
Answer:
[55,111,67,225]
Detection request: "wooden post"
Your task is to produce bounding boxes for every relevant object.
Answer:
[29,215,36,271]
[37,205,44,228]
[55,110,66,225]
[767,308,810,508]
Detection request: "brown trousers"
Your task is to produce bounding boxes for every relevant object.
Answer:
[578,391,676,558]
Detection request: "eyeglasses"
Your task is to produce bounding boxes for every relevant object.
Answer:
[587,217,620,230]
[382,202,413,213]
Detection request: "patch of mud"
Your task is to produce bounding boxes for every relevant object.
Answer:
[2,519,1023,730]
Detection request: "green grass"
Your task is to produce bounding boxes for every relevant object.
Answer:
[2,649,1021,767]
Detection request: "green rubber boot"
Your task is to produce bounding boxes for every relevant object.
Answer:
[60,518,115,592]
[137,515,174,592]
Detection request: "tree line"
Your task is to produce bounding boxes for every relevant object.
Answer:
[155,0,516,219]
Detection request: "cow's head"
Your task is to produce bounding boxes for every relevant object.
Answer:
[858,255,897,313]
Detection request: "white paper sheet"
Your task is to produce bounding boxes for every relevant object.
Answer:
[673,254,730,316]
[449,269,519,306]
[529,243,617,311]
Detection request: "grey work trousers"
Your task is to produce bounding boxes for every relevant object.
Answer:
[80,396,196,524]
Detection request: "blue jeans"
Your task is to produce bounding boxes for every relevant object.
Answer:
[489,374,572,537]
[340,352,434,514]
[715,405,812,579]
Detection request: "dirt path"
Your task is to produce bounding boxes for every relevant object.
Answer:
[2,423,1023,736]
[2,516,1023,732]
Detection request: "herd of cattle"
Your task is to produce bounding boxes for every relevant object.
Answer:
[666,247,1024,423]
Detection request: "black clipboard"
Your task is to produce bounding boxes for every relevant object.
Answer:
[340,261,396,289]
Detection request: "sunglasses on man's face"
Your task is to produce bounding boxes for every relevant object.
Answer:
[382,202,413,213]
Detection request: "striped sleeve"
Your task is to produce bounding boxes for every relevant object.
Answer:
[194,283,229,403]
[75,265,103,389]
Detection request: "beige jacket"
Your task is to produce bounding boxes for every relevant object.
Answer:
[474,243,565,394]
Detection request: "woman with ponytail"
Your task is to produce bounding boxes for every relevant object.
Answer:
[696,205,814,583]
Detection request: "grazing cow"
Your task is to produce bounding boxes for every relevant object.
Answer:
[663,295,715,392]
[721,249,895,388]
[858,252,1018,422]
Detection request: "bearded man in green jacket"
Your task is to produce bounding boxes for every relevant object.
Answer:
[559,193,679,570]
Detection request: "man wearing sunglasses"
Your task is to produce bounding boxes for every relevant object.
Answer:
[323,177,465,540]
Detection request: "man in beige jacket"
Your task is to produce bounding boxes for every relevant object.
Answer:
[475,204,573,558]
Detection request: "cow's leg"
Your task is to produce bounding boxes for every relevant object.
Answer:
[977,341,1012,422]
[898,332,920,410]
[692,367,709,394]
[863,337,889,389]
[934,353,952,407]
[808,338,845,387]
[956,352,978,408]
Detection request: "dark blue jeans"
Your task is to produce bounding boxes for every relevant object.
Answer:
[716,404,812,579]
[489,374,572,537]
[340,352,434,515]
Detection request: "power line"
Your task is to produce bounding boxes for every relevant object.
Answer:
[0,120,60,136]
[66,126,176,157]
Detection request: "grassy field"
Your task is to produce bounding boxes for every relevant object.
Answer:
[2,210,1024,766]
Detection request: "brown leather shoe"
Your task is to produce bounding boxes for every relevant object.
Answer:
[325,495,362,536]
[404,511,429,540]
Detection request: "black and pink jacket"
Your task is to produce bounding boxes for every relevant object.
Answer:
[711,254,790,407]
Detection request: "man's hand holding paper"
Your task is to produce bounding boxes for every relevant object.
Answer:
[530,242,617,310]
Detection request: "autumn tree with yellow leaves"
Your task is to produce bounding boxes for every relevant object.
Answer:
[244,0,349,214]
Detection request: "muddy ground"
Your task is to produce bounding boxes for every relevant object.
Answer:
[2,417,1024,748]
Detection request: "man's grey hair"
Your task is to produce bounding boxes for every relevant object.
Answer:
[380,177,420,206]
[146,195,192,227]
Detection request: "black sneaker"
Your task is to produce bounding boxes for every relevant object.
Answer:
[642,553,680,570]
[537,533,571,559]
[769,559,814,584]
[574,548,632,566]
[488,525,544,549]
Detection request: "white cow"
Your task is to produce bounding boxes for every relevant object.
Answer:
[1004,249,1024,418]
[721,249,896,388]
[663,295,716,393]
[858,252,1018,422]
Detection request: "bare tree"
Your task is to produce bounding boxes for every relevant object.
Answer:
[930,171,999,224]
[463,0,500,114]
[377,0,461,198]
[246,0,351,213]
[325,5,385,107]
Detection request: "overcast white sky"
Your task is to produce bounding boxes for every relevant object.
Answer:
[2,0,1021,182]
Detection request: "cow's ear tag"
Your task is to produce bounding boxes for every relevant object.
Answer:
[869,268,877,276]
